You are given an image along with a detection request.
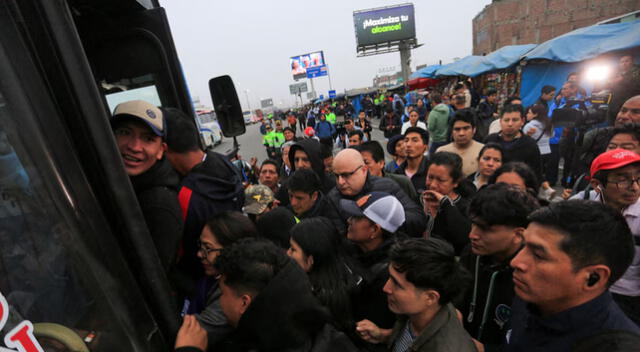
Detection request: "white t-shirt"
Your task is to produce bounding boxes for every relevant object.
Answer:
[523,120,551,155]
[401,121,427,135]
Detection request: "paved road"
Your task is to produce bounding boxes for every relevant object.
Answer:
[212,117,391,162]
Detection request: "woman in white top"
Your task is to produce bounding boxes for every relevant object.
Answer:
[401,110,427,135]
[523,104,555,200]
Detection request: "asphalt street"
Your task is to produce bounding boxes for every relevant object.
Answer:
[212,117,390,162]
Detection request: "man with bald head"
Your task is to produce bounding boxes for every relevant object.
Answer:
[327,148,426,237]
[576,95,640,180]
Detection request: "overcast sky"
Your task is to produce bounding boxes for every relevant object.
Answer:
[160,0,491,110]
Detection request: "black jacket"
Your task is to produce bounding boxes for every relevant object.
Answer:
[459,246,520,351]
[429,195,471,255]
[349,235,404,329]
[130,158,183,273]
[379,113,402,139]
[484,133,542,183]
[505,292,640,352]
[219,260,357,352]
[327,174,427,237]
[291,192,346,235]
[394,156,430,194]
[176,151,244,292]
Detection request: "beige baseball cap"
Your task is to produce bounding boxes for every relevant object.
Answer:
[113,100,164,136]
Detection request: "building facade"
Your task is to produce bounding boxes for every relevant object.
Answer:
[473,0,640,55]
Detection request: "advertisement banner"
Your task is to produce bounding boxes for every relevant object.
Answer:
[261,98,274,108]
[290,51,325,80]
[353,4,416,47]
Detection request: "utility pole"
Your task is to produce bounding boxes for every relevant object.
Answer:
[244,89,252,112]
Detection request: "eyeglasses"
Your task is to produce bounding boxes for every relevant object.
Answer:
[197,240,222,256]
[609,177,640,190]
[334,165,362,180]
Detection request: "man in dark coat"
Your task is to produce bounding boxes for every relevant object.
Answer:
[328,148,426,237]
[214,238,357,352]
[459,184,539,351]
[163,107,244,295]
[286,168,344,233]
[111,100,183,273]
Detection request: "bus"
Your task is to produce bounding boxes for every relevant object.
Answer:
[0,0,243,350]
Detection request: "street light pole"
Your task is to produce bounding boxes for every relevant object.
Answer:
[244,89,252,112]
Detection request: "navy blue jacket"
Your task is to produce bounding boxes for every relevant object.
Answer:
[505,292,640,352]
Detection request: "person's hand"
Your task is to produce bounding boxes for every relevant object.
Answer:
[422,190,443,217]
[356,319,391,344]
[175,315,208,351]
[250,157,258,168]
[526,127,537,136]
[561,188,572,200]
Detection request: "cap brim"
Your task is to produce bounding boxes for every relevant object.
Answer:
[340,199,365,218]
[112,114,164,137]
[244,203,267,215]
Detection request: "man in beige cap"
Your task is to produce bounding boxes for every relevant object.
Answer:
[111,100,183,273]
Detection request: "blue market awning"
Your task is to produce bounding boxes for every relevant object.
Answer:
[522,20,640,62]
[459,44,537,77]
[435,56,483,77]
[410,64,441,79]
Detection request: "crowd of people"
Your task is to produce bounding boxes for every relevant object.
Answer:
[111,53,640,352]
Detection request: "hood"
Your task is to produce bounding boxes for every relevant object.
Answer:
[130,157,180,192]
[181,151,244,202]
[288,139,326,181]
[432,103,450,113]
[236,260,330,350]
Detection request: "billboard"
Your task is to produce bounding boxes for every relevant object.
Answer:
[289,82,308,95]
[290,51,325,80]
[353,4,416,48]
[261,98,274,108]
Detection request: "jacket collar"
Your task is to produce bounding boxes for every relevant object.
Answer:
[523,291,613,334]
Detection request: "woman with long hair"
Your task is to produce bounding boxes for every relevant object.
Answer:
[287,218,362,336]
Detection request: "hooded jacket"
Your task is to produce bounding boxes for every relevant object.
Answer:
[428,103,451,143]
[288,139,336,195]
[130,157,183,273]
[220,260,357,352]
[327,174,427,237]
[176,151,244,290]
[459,246,520,350]
[484,132,542,182]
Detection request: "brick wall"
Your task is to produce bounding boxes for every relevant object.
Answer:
[472,0,640,55]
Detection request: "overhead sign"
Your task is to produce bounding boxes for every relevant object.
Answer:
[328,90,336,98]
[319,94,324,100]
[353,4,416,48]
[307,66,328,79]
[260,98,274,108]
[290,51,326,80]
[289,82,308,95]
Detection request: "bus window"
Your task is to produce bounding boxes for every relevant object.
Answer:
[0,91,156,350]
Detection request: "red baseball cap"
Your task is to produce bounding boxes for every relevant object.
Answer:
[590,149,640,178]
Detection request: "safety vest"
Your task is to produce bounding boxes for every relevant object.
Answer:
[326,112,337,124]
[263,131,283,148]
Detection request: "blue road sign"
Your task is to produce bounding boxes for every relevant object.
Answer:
[306,66,328,79]
[319,94,324,100]
[329,90,336,98]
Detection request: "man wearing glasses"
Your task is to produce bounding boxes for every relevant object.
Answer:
[327,149,426,237]
[588,148,640,324]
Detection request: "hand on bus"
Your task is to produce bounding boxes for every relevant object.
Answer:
[175,315,208,351]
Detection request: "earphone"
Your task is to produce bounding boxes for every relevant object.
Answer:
[587,272,600,287]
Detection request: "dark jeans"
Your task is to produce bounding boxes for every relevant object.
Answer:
[547,144,561,187]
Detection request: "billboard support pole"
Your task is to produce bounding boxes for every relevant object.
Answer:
[327,65,333,91]
[309,77,316,100]
[399,40,411,91]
